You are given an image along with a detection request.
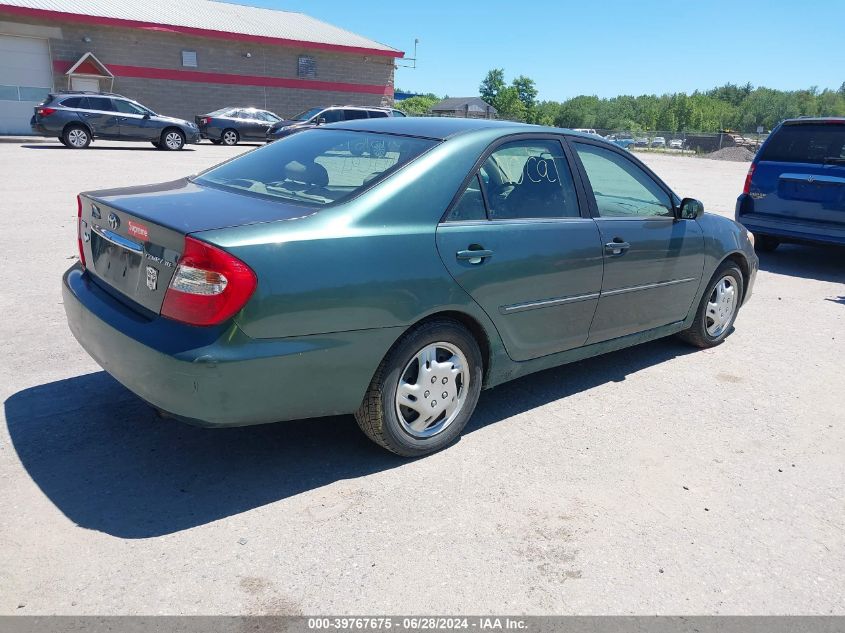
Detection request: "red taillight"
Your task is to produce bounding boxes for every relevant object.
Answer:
[743,163,756,195]
[37,107,56,117]
[161,236,257,327]
[200,117,211,125]
[76,195,86,268]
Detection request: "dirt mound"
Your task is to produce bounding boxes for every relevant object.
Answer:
[705,146,756,162]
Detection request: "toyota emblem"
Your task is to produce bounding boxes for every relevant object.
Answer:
[108,212,120,230]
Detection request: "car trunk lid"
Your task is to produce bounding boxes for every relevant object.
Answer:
[79,178,317,313]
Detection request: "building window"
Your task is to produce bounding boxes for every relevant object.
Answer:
[181,50,198,67]
[297,55,316,79]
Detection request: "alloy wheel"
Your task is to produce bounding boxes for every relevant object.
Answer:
[68,129,88,147]
[164,131,184,150]
[222,130,238,145]
[705,275,737,337]
[394,342,469,439]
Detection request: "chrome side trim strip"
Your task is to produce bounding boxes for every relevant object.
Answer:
[500,292,600,314]
[91,225,143,253]
[499,278,697,315]
[600,277,697,297]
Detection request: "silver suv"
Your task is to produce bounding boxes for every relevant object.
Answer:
[266,105,406,141]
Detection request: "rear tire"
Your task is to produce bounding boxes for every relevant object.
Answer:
[678,261,744,349]
[754,234,780,252]
[210,138,222,145]
[221,129,239,146]
[62,124,90,149]
[355,319,483,457]
[58,136,69,147]
[151,141,161,149]
[160,128,185,151]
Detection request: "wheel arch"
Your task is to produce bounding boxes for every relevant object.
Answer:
[722,250,751,301]
[161,125,186,139]
[401,310,494,385]
[63,121,92,138]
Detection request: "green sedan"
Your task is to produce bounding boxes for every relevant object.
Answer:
[63,118,758,456]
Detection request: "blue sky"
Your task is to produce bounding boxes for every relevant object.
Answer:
[232,0,845,101]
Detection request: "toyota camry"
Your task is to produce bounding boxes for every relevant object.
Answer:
[63,118,757,456]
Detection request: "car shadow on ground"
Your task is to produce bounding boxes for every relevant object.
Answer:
[757,243,845,284]
[20,144,195,152]
[4,337,694,539]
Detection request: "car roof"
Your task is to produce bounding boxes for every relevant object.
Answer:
[324,116,589,140]
[781,117,845,126]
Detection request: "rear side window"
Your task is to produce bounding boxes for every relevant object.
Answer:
[343,109,369,121]
[60,97,83,108]
[446,174,486,222]
[86,97,114,111]
[195,129,436,207]
[484,140,580,220]
[760,124,845,163]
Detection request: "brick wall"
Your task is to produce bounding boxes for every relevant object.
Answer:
[0,13,396,119]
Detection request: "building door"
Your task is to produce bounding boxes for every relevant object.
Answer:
[0,34,52,134]
[71,76,100,92]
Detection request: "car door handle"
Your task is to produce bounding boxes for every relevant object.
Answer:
[456,249,494,263]
[604,240,631,256]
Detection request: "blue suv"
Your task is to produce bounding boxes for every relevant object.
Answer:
[736,118,845,251]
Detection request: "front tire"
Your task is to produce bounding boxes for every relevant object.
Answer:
[160,128,185,151]
[754,234,780,252]
[62,124,90,149]
[678,261,744,349]
[221,129,239,146]
[355,319,483,457]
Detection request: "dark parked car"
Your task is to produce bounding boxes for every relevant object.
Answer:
[196,107,282,145]
[736,117,845,251]
[64,118,757,457]
[31,91,200,150]
[266,105,406,141]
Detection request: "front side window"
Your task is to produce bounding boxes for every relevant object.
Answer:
[321,109,343,123]
[573,143,673,218]
[113,100,146,115]
[367,110,389,118]
[482,139,580,220]
[392,110,407,118]
[195,129,436,207]
[294,107,323,121]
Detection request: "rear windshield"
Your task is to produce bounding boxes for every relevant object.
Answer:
[194,129,437,206]
[760,124,845,164]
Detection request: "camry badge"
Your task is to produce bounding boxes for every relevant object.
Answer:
[146,266,158,291]
[108,212,120,230]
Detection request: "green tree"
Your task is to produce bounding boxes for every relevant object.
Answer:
[494,86,527,121]
[479,69,506,106]
[394,94,439,116]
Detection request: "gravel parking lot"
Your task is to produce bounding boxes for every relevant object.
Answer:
[1,139,843,615]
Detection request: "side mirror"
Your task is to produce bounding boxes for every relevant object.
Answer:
[316,117,326,126]
[678,197,704,220]
[142,113,150,120]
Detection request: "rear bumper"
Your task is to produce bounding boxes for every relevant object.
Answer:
[63,265,401,426]
[736,198,845,246]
